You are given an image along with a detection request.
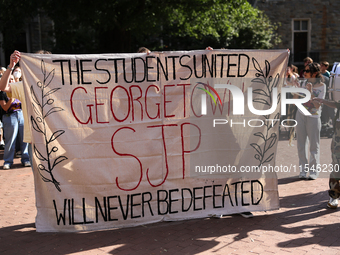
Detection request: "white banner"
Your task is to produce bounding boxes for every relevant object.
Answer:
[20,49,289,232]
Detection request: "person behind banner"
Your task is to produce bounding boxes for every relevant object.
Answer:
[286,64,300,85]
[0,67,6,77]
[320,61,334,126]
[295,63,326,180]
[0,73,30,169]
[137,47,151,54]
[284,65,300,145]
[0,72,6,149]
[12,65,24,156]
[0,50,51,165]
[299,57,313,78]
[320,61,330,78]
[313,97,340,209]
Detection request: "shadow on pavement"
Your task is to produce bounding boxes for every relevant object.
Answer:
[278,177,302,185]
[0,190,339,255]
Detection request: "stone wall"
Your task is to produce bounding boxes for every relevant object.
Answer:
[256,0,340,68]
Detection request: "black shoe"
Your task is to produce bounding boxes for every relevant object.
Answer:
[240,212,253,218]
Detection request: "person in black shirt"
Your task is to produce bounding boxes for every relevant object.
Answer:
[0,89,30,169]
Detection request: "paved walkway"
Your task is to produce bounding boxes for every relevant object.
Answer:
[0,137,339,255]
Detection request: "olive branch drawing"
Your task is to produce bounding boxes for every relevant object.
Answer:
[31,60,67,192]
[250,58,281,167]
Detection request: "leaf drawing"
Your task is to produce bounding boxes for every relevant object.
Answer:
[252,58,263,74]
[251,78,266,84]
[253,98,270,106]
[253,89,269,97]
[32,103,41,117]
[250,143,262,155]
[44,87,61,98]
[270,73,279,91]
[44,69,55,87]
[250,59,281,167]
[265,60,270,77]
[44,107,64,118]
[254,132,265,140]
[31,60,67,192]
[34,145,48,161]
[264,133,277,152]
[52,156,68,170]
[262,153,274,164]
[48,130,65,143]
[30,85,41,107]
[31,116,44,134]
[41,59,46,76]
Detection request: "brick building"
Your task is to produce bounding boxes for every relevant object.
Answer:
[253,0,340,70]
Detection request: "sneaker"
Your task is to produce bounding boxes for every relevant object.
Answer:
[209,214,223,219]
[299,174,307,179]
[23,161,31,167]
[308,174,318,180]
[327,197,339,209]
[3,164,10,170]
[240,212,253,218]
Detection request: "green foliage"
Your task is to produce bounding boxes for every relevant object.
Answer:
[163,0,281,50]
[0,0,280,53]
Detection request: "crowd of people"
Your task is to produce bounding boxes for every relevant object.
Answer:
[0,50,339,212]
[284,57,340,209]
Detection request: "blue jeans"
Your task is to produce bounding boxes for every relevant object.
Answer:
[2,110,30,165]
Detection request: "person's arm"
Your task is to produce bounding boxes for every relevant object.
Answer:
[0,51,20,93]
[307,83,324,109]
[0,98,14,112]
[311,99,322,109]
[313,98,340,109]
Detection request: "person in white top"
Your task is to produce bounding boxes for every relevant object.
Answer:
[295,63,326,180]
